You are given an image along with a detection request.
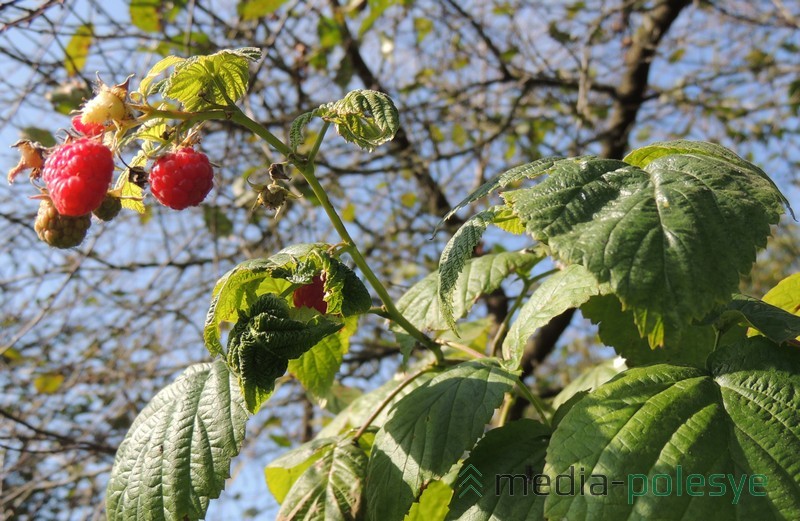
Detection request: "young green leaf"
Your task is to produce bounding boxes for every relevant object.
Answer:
[265,437,338,504]
[315,89,399,152]
[288,316,358,398]
[551,357,627,410]
[437,209,498,330]
[276,440,368,521]
[750,273,800,340]
[226,294,343,413]
[434,156,562,235]
[366,359,517,521]
[161,47,261,111]
[446,419,550,521]
[503,146,789,347]
[503,264,606,369]
[106,360,248,521]
[135,56,186,99]
[545,337,800,520]
[396,251,540,332]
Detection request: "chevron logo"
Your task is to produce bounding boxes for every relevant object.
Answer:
[458,463,483,498]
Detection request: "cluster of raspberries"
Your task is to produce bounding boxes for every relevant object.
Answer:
[10,126,214,249]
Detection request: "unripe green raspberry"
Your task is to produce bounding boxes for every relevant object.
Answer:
[92,193,122,221]
[34,199,91,249]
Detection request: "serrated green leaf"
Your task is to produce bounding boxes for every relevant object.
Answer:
[437,209,498,329]
[753,273,800,340]
[162,48,261,111]
[64,24,93,77]
[227,294,343,413]
[288,316,357,397]
[317,367,443,438]
[503,264,605,368]
[315,89,399,152]
[581,294,719,368]
[366,359,517,521]
[277,440,368,520]
[446,419,550,521]
[544,337,800,520]
[492,206,525,235]
[397,251,540,332]
[552,357,626,410]
[435,157,562,235]
[204,258,292,357]
[504,146,789,347]
[266,438,337,504]
[705,293,800,345]
[405,480,452,521]
[106,360,248,521]
[237,0,289,20]
[136,56,186,99]
[290,111,315,151]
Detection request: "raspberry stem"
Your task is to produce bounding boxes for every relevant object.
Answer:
[232,110,444,364]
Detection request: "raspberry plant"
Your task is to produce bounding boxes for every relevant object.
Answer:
[12,48,800,520]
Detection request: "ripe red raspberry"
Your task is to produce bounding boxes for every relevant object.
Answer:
[71,115,104,137]
[34,199,91,249]
[149,148,214,210]
[292,275,328,314]
[42,139,114,216]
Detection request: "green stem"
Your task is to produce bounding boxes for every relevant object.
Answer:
[307,121,330,164]
[232,110,444,364]
[515,377,551,428]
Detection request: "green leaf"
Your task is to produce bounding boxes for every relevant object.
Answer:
[64,24,93,76]
[33,372,65,394]
[237,0,288,20]
[503,264,605,369]
[19,127,56,148]
[753,273,800,340]
[552,357,627,410]
[204,258,292,357]
[366,359,517,521]
[317,367,443,438]
[106,360,248,521]
[227,294,343,413]
[162,47,261,111]
[135,55,186,99]
[314,89,399,152]
[288,316,357,397]
[397,251,540,332]
[277,440,368,520]
[358,0,398,36]
[437,210,498,329]
[706,293,800,345]
[503,145,789,347]
[446,419,550,521]
[290,111,315,151]
[266,438,337,504]
[130,0,162,32]
[202,205,234,237]
[544,337,800,520]
[405,481,452,521]
[581,294,720,368]
[435,157,562,235]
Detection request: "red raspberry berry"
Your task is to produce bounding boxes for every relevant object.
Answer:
[292,275,328,314]
[71,115,104,137]
[42,139,114,216]
[149,148,214,210]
